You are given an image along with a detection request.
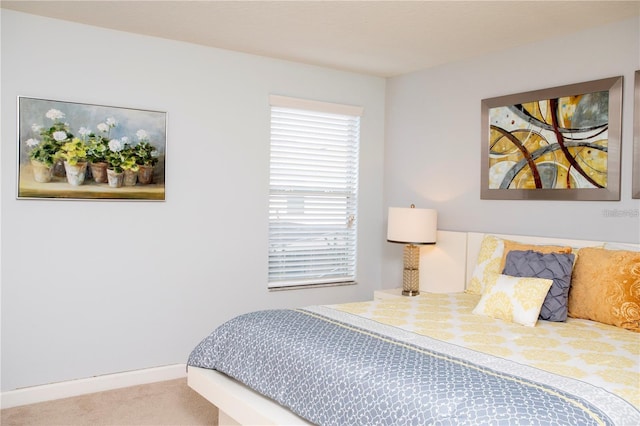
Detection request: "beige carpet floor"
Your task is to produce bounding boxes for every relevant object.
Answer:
[0,378,218,426]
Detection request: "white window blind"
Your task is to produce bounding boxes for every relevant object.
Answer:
[268,95,363,289]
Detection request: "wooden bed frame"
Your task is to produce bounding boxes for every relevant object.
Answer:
[187,230,636,425]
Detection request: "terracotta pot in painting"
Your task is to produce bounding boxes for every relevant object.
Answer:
[52,159,66,177]
[30,159,53,183]
[138,164,154,185]
[90,162,108,183]
[123,169,138,186]
[63,161,87,186]
[107,169,124,188]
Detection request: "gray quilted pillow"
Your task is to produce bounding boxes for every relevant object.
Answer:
[503,250,576,322]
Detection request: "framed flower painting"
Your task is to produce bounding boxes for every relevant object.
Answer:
[480,76,623,201]
[17,97,167,201]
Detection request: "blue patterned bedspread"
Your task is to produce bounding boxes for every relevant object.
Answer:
[187,306,639,425]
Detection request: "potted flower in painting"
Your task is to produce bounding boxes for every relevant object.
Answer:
[133,130,158,185]
[85,117,117,183]
[58,138,88,186]
[105,138,126,188]
[26,108,73,179]
[120,137,139,186]
[24,127,59,183]
[85,133,109,183]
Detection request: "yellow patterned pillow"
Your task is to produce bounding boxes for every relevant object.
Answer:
[499,240,573,272]
[472,273,553,327]
[467,235,504,295]
[467,235,574,296]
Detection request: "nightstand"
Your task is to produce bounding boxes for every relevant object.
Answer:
[373,288,405,299]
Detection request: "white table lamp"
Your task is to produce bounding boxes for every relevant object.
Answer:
[387,205,437,296]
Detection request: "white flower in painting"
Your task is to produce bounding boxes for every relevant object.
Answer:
[136,129,149,141]
[78,127,91,137]
[45,109,65,121]
[26,138,40,147]
[151,149,159,158]
[108,138,123,152]
[106,117,117,128]
[52,131,68,142]
[97,123,109,133]
[31,124,42,133]
[121,136,130,145]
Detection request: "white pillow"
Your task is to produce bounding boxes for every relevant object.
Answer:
[472,273,553,327]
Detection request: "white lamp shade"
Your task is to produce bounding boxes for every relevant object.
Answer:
[387,207,437,244]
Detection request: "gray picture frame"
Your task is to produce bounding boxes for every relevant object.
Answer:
[17,97,167,201]
[480,76,623,201]
[633,71,640,199]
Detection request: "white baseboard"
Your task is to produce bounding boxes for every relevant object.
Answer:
[1,363,186,409]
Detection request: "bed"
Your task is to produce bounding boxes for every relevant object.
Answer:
[187,231,640,425]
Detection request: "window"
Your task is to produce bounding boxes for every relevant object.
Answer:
[268,95,363,289]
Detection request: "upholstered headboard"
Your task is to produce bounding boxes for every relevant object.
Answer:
[419,230,638,293]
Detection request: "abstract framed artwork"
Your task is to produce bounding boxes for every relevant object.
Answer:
[481,76,623,201]
[633,70,640,199]
[17,97,166,200]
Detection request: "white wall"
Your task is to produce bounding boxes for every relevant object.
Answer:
[0,10,386,392]
[383,17,640,288]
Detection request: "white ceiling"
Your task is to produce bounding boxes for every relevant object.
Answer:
[3,1,640,77]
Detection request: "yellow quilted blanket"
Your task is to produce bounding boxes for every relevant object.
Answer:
[331,292,640,408]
